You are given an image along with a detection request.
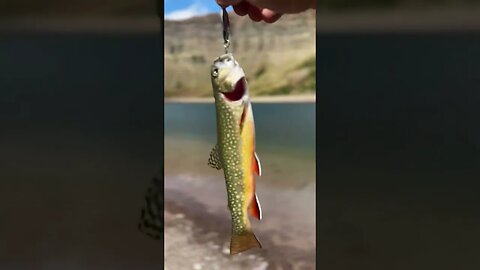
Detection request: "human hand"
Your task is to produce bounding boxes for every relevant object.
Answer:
[216,0,315,23]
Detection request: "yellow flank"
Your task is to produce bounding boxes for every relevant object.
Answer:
[240,103,255,226]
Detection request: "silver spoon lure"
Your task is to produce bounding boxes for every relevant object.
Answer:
[221,6,231,54]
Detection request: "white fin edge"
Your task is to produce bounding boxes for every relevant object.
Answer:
[254,152,262,176]
[255,193,262,220]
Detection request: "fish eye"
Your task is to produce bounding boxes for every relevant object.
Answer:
[212,68,219,77]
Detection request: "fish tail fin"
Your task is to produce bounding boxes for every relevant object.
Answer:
[230,230,262,255]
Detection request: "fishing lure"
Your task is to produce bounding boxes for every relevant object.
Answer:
[208,7,263,255]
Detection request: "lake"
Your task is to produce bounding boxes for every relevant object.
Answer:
[164,102,316,183]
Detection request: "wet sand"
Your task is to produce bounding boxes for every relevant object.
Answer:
[164,203,269,270]
[164,174,316,270]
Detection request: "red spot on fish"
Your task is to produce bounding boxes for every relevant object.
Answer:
[223,77,246,102]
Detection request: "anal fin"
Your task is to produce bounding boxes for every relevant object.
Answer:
[248,193,262,220]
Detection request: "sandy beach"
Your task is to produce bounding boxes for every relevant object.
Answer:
[164,196,270,270]
[164,173,316,270]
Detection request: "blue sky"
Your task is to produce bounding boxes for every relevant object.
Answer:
[165,0,232,21]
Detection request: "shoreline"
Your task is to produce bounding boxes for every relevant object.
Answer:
[164,94,316,104]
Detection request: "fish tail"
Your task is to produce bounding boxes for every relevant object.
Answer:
[230,230,262,255]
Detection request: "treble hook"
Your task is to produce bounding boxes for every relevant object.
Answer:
[221,6,230,54]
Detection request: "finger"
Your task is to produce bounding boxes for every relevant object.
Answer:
[261,8,282,23]
[247,3,263,22]
[233,1,249,16]
[216,0,242,6]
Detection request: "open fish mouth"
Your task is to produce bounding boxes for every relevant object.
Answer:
[222,77,246,102]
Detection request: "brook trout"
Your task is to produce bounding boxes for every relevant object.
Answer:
[208,53,263,255]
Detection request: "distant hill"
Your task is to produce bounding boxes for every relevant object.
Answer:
[164,10,316,97]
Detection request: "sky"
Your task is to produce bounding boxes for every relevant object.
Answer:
[165,0,232,21]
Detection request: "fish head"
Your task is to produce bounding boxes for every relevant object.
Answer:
[211,53,249,104]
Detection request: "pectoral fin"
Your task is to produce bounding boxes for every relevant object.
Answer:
[207,144,222,170]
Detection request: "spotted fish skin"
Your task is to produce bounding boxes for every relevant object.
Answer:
[209,53,262,255]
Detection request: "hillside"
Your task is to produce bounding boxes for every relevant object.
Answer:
[164,10,316,97]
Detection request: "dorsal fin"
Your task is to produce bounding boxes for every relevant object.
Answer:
[208,144,222,170]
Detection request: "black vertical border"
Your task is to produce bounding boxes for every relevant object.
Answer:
[155,0,165,266]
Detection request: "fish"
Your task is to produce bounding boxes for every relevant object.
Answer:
[208,53,263,255]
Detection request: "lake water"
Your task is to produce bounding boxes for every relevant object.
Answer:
[165,103,315,153]
[164,103,316,182]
